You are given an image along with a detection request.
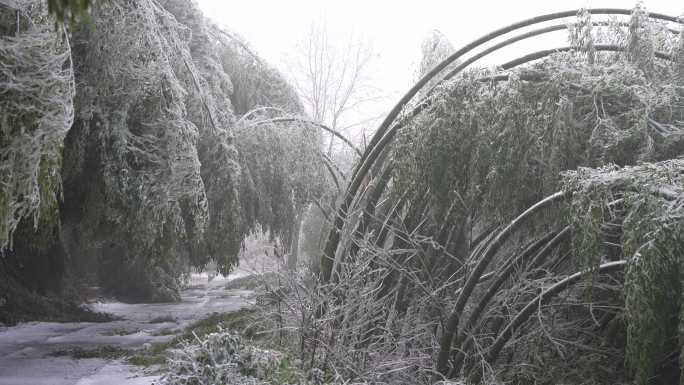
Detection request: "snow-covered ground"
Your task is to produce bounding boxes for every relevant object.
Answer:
[0,272,253,385]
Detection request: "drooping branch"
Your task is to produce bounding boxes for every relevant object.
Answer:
[449,228,565,376]
[247,117,362,157]
[320,8,681,284]
[527,226,573,269]
[320,154,343,193]
[468,260,627,384]
[434,191,567,379]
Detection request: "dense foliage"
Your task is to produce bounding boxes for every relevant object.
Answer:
[47,0,91,21]
[0,0,325,304]
[566,160,684,384]
[275,7,684,385]
[236,111,328,249]
[5,3,684,385]
[160,329,284,385]
[0,1,72,253]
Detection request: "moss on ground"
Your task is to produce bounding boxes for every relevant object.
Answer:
[50,345,129,359]
[100,328,139,336]
[151,308,259,355]
[148,314,176,324]
[224,273,278,291]
[41,308,261,372]
[128,354,167,367]
[84,308,263,371]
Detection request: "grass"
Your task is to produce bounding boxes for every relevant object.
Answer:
[148,307,300,383]
[150,308,259,355]
[225,273,278,291]
[152,328,179,336]
[50,345,129,359]
[47,307,261,373]
[268,356,301,384]
[128,354,167,367]
[100,328,139,336]
[184,308,259,339]
[51,345,167,368]
[149,314,176,324]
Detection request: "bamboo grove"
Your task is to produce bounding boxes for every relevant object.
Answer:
[0,0,329,305]
[302,6,684,384]
[4,2,684,384]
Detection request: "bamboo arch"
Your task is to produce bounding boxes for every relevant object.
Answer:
[315,8,683,382]
[321,8,682,283]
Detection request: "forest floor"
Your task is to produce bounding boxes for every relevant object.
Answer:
[0,272,254,385]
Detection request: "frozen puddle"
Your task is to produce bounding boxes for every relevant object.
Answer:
[0,272,253,385]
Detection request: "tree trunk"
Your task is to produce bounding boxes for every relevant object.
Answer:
[288,214,302,270]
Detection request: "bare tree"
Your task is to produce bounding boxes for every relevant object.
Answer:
[280,19,382,269]
[285,19,379,156]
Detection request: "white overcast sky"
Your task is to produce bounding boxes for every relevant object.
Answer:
[195,0,683,140]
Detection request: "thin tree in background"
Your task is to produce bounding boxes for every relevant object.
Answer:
[282,19,382,269]
[285,18,379,156]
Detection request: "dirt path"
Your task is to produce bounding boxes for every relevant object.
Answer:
[0,273,252,385]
